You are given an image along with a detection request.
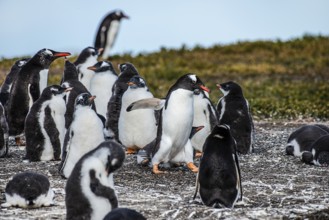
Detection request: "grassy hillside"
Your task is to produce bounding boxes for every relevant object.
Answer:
[1,35,328,120]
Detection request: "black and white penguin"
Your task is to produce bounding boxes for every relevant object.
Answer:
[216,81,254,154]
[61,59,97,129]
[127,74,209,174]
[194,124,242,208]
[74,46,103,91]
[65,140,125,220]
[94,10,129,59]
[105,63,140,141]
[89,61,118,119]
[1,172,54,208]
[24,85,71,162]
[301,134,329,166]
[119,76,157,153]
[6,49,70,138]
[191,78,218,154]
[0,58,29,107]
[104,208,146,220]
[0,102,9,158]
[286,124,329,156]
[59,93,105,178]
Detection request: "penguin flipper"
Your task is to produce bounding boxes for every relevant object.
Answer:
[126,98,165,112]
[89,170,118,208]
[44,106,61,160]
[193,171,200,200]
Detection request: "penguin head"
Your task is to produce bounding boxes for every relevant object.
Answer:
[33,48,71,67]
[302,151,314,164]
[112,10,129,20]
[211,124,231,140]
[74,47,102,66]
[118,62,139,76]
[217,81,243,97]
[173,74,210,94]
[63,59,79,81]
[75,93,96,107]
[41,85,72,99]
[87,61,117,75]
[285,145,294,155]
[127,76,147,89]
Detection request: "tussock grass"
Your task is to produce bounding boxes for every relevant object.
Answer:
[1,35,328,120]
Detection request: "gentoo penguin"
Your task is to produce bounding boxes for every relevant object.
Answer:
[24,85,71,162]
[6,49,70,138]
[1,172,54,208]
[194,124,242,208]
[65,140,125,220]
[127,74,209,174]
[104,208,146,220]
[59,93,105,178]
[216,81,254,154]
[191,78,218,154]
[0,58,29,107]
[105,62,140,141]
[94,10,129,59]
[74,46,103,91]
[0,102,9,158]
[119,76,157,153]
[61,59,98,129]
[301,134,329,166]
[89,61,118,119]
[286,124,329,156]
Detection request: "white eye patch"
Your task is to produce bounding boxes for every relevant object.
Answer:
[189,74,197,83]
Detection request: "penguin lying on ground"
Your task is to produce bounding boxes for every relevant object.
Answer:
[1,172,54,208]
[104,208,146,220]
[24,85,71,162]
[119,76,157,154]
[0,58,29,107]
[6,49,70,142]
[216,81,254,154]
[302,134,329,166]
[94,10,129,59]
[59,93,105,178]
[0,102,9,158]
[65,140,125,220]
[127,74,209,174]
[74,46,103,91]
[105,63,140,141]
[286,124,329,156]
[89,61,118,119]
[194,124,242,208]
[191,79,218,155]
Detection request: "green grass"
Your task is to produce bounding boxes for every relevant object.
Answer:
[1,35,328,120]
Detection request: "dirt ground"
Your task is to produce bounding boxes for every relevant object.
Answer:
[0,121,328,220]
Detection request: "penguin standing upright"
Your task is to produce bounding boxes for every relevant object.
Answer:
[216,81,254,154]
[89,61,118,119]
[6,49,70,139]
[105,63,140,141]
[74,47,103,91]
[59,93,105,178]
[302,134,329,166]
[191,79,218,154]
[0,102,9,158]
[119,76,157,153]
[194,124,242,208]
[61,59,97,129]
[94,10,129,59]
[286,124,329,156]
[24,85,71,162]
[127,74,209,174]
[1,172,54,208]
[0,58,29,107]
[65,140,125,220]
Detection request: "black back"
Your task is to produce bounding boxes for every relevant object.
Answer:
[217,81,253,154]
[106,63,140,141]
[104,208,146,220]
[5,172,50,206]
[198,124,242,208]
